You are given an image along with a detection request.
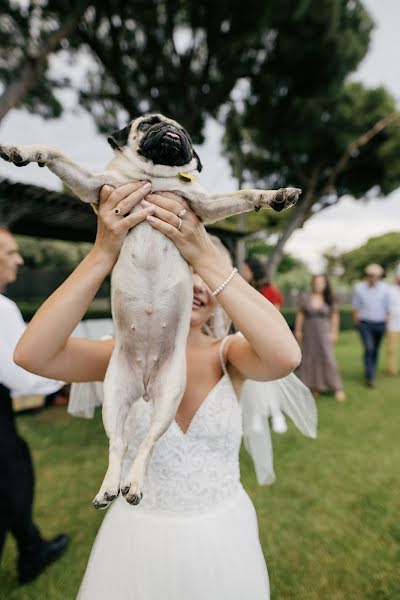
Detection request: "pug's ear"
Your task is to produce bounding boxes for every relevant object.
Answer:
[193,149,203,172]
[107,123,132,150]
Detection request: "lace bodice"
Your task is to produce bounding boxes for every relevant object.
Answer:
[122,341,243,514]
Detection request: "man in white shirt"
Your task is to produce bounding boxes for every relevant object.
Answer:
[352,263,390,387]
[0,226,69,584]
[386,264,400,375]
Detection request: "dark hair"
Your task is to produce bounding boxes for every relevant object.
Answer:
[245,257,267,289]
[311,274,335,306]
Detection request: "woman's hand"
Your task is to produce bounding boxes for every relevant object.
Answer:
[143,192,223,269]
[93,181,155,268]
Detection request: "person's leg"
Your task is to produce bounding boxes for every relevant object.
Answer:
[359,321,375,383]
[386,330,397,375]
[9,437,69,583]
[0,389,44,562]
[9,438,44,558]
[371,322,386,379]
[386,331,396,375]
[0,495,10,561]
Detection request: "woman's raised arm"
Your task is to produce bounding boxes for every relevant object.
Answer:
[144,192,301,382]
[14,182,154,382]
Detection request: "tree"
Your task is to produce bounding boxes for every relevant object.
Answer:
[0,0,292,144]
[223,0,400,277]
[325,232,400,282]
[245,237,303,274]
[0,0,91,122]
[75,0,277,142]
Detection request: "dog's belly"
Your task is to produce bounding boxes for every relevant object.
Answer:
[111,222,192,386]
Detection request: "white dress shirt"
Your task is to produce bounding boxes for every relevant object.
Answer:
[0,294,62,398]
[388,284,400,332]
[352,281,390,323]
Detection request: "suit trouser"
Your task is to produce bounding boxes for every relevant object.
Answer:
[358,321,386,381]
[386,330,400,375]
[0,385,43,561]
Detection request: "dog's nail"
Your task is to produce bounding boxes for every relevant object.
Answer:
[104,493,116,502]
[127,492,143,506]
[92,499,108,510]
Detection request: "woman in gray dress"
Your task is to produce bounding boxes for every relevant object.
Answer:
[295,275,345,401]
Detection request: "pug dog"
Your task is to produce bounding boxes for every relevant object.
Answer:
[0,114,301,508]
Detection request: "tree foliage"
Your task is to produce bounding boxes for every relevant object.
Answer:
[223,0,400,274]
[245,237,303,274]
[15,235,92,269]
[325,232,400,281]
[73,0,278,142]
[2,0,400,281]
[0,0,91,121]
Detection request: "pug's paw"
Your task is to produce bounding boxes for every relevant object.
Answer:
[269,187,302,212]
[0,143,57,168]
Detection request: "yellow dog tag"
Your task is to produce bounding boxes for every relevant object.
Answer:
[179,172,196,183]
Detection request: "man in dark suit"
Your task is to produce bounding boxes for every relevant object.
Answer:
[0,226,69,584]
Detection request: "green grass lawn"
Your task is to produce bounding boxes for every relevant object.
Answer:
[1,331,400,599]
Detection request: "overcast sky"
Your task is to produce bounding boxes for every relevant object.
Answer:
[0,0,399,269]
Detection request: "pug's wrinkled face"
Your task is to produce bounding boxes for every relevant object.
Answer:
[107,113,202,172]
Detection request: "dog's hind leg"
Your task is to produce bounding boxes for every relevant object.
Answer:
[121,348,187,506]
[93,351,144,510]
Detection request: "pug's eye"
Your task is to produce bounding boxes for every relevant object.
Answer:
[139,122,152,132]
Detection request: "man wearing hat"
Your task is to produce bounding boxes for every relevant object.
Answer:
[386,264,400,375]
[352,264,390,387]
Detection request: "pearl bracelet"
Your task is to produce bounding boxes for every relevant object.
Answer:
[211,267,238,297]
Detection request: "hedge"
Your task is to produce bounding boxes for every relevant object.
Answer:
[18,301,355,331]
[282,305,355,331]
[18,301,112,322]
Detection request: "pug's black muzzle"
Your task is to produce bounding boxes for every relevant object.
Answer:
[138,123,193,167]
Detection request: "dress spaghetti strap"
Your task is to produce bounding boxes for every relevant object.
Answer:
[219,335,233,376]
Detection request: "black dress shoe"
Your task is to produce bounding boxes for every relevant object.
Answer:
[18,534,70,585]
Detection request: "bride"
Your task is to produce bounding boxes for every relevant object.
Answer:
[14,181,302,599]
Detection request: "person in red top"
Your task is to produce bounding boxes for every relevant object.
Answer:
[259,281,283,309]
[241,258,283,308]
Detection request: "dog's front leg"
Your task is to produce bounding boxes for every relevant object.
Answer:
[183,187,301,225]
[0,143,117,204]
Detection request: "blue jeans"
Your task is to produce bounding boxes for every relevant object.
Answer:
[358,321,386,381]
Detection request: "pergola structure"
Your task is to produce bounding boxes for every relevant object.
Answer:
[0,178,246,256]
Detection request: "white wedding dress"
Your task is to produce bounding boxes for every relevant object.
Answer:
[77,338,270,600]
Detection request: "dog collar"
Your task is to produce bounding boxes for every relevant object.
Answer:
[178,172,196,183]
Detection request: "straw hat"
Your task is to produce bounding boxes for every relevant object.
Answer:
[364,263,384,277]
